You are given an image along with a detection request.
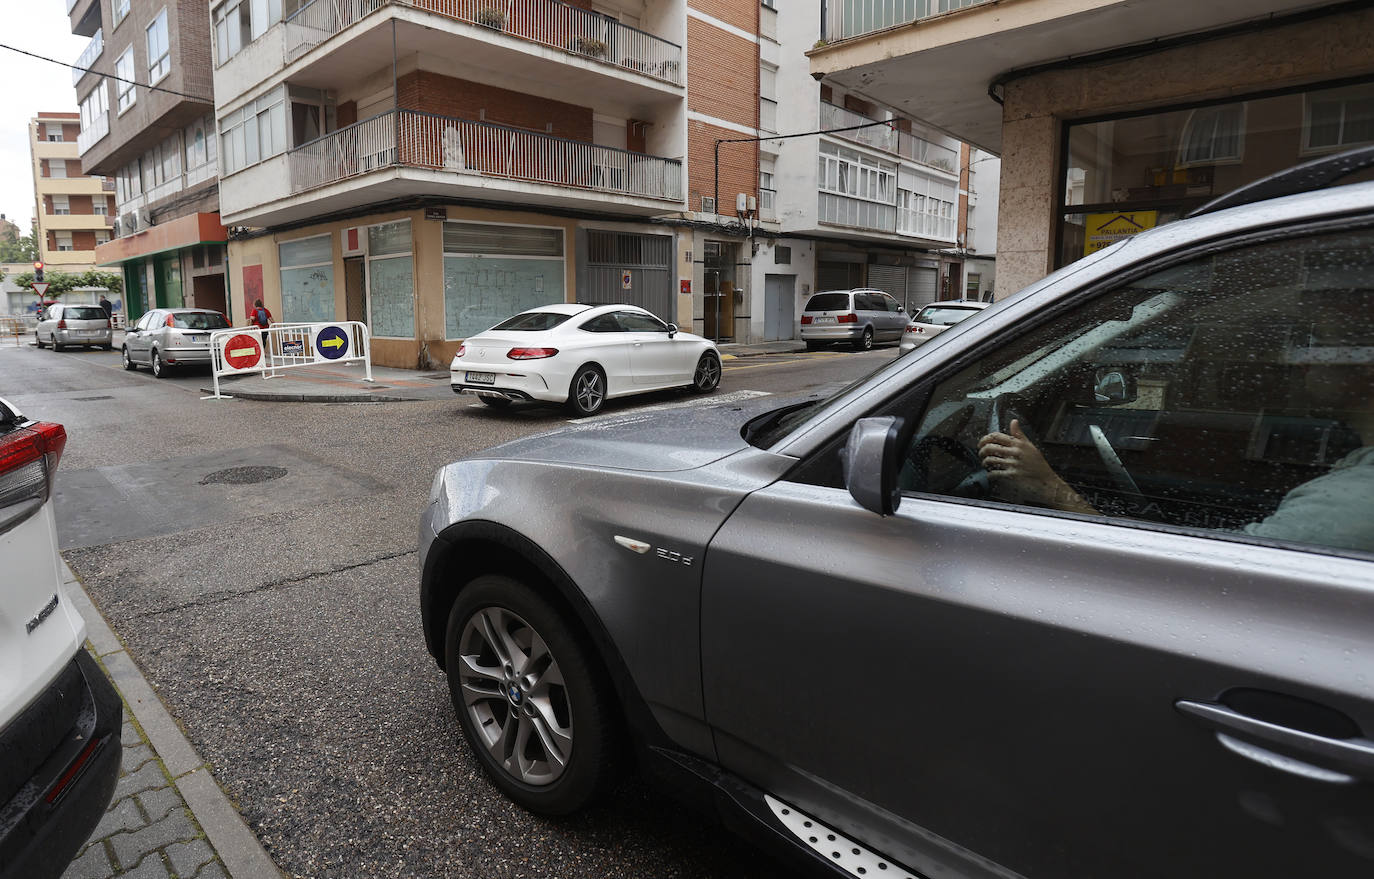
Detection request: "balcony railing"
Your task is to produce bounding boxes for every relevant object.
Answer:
[820,102,958,173]
[824,0,990,42]
[289,110,683,201]
[284,0,683,85]
[77,111,108,154]
[73,28,102,85]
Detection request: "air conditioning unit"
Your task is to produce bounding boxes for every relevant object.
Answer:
[137,207,155,228]
[111,217,122,238]
[121,211,139,234]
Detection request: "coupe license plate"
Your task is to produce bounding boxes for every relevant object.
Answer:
[466,371,496,385]
[814,316,837,325]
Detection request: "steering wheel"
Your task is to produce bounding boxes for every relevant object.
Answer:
[1088,424,1144,497]
[906,434,988,498]
[990,393,1040,446]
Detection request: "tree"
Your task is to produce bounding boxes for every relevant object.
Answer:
[0,234,39,264]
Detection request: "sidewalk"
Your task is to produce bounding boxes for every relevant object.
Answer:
[62,566,281,879]
[198,340,806,404]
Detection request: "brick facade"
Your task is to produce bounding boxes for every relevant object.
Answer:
[689,0,756,34]
[688,119,757,213]
[76,0,215,176]
[686,1,759,212]
[398,70,594,142]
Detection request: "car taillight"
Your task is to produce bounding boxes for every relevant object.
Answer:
[507,347,558,360]
[57,319,67,330]
[800,315,813,325]
[837,313,858,324]
[0,422,67,511]
[106,318,112,328]
[455,344,466,358]
[904,325,922,334]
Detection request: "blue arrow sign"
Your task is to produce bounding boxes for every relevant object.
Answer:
[315,325,350,360]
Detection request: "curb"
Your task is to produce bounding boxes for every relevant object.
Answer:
[198,388,414,403]
[63,565,283,879]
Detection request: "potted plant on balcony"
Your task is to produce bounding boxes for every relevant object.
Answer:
[477,7,505,30]
[572,36,607,58]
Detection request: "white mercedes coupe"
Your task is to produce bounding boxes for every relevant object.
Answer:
[450,303,722,416]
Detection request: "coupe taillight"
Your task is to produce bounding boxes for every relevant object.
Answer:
[507,347,558,360]
[455,344,466,358]
[0,421,67,513]
[837,313,858,324]
[800,315,813,325]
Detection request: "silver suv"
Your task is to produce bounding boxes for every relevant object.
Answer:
[420,149,1374,877]
[800,288,906,350]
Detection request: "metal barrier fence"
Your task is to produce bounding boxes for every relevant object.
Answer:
[206,321,373,400]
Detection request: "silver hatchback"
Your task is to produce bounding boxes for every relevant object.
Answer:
[800,288,906,350]
[122,308,231,378]
[34,303,112,350]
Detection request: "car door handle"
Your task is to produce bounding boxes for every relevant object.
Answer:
[1176,699,1374,784]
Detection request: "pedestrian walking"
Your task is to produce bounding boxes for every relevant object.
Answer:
[99,294,113,320]
[249,298,273,348]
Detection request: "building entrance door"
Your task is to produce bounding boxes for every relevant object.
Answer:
[344,257,367,324]
[763,274,795,341]
[703,240,736,342]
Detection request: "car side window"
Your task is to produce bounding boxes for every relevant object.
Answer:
[580,314,623,333]
[853,293,873,311]
[896,226,1374,556]
[884,294,901,312]
[616,311,668,333]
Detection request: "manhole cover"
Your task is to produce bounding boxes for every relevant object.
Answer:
[199,466,288,486]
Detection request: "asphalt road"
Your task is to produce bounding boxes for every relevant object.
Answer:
[0,338,898,879]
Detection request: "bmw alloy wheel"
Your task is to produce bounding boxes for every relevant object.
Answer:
[457,606,573,787]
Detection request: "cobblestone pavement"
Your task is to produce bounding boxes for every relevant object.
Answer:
[62,715,227,879]
[60,567,281,879]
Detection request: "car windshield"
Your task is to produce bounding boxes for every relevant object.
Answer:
[804,293,851,312]
[492,312,573,331]
[171,312,231,330]
[66,306,106,320]
[914,305,981,326]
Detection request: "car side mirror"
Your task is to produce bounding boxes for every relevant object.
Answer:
[667,323,678,338]
[842,416,905,516]
[1094,368,1138,405]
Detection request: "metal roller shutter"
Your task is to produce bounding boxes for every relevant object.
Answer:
[866,265,907,304]
[906,267,938,312]
[817,261,861,292]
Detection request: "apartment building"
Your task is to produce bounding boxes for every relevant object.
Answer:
[810,0,1374,297]
[29,112,115,274]
[743,0,992,338]
[210,0,694,367]
[69,0,227,321]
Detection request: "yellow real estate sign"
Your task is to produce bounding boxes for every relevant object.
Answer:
[1084,211,1158,256]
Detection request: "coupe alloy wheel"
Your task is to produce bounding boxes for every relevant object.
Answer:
[693,352,721,392]
[569,367,605,415]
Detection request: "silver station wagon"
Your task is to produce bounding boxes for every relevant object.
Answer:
[420,149,1374,878]
[122,308,231,377]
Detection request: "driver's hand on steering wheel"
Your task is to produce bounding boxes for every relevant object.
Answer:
[978,420,1098,514]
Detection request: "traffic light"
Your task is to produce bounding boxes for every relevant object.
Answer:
[33,261,44,282]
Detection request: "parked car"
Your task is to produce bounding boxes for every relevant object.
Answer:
[0,397,122,879]
[897,299,991,354]
[122,308,232,377]
[34,303,112,351]
[420,148,1374,878]
[450,303,722,416]
[800,288,906,351]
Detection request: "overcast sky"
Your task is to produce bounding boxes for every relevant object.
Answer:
[1,5,91,236]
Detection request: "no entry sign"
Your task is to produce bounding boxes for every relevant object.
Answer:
[223,334,263,370]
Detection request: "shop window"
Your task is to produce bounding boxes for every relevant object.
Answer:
[442,222,564,340]
[368,221,415,338]
[278,234,334,322]
[1304,88,1374,153]
[1178,104,1245,166]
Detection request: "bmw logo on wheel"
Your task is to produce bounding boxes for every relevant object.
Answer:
[508,685,522,703]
